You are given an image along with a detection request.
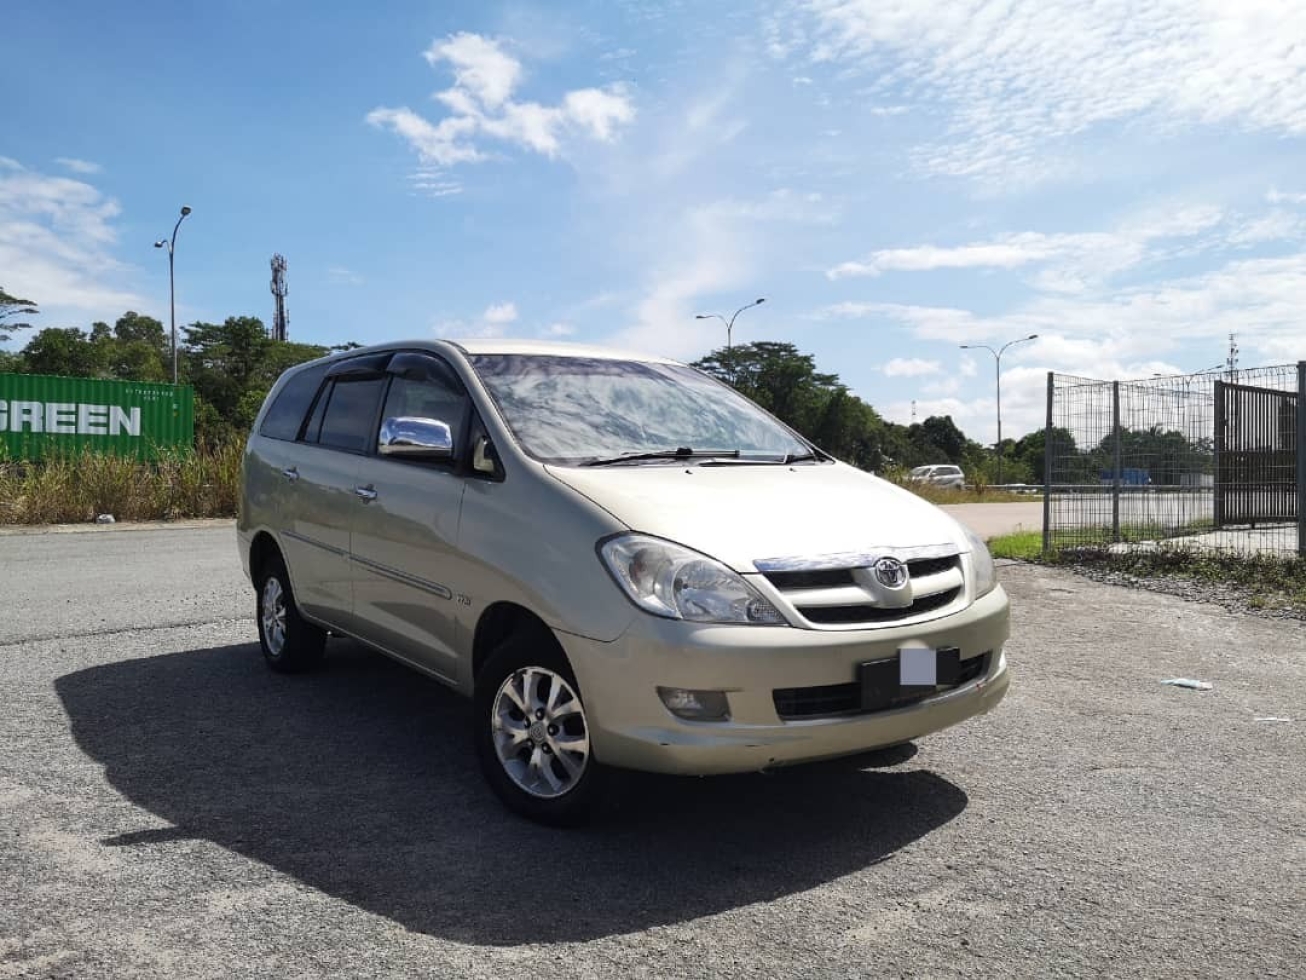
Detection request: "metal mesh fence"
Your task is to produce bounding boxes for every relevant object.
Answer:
[1044,363,1304,556]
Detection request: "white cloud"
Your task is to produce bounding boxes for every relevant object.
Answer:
[1225,211,1306,246]
[483,301,518,324]
[0,157,22,171]
[435,300,520,340]
[54,157,102,175]
[327,266,363,285]
[802,0,1306,182]
[1267,188,1306,206]
[543,322,576,337]
[882,357,941,377]
[365,107,483,168]
[828,206,1229,283]
[606,184,837,359]
[0,160,144,321]
[424,32,521,109]
[369,33,635,172]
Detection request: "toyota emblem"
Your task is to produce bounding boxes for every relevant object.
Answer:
[872,556,908,589]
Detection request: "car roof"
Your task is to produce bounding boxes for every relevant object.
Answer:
[298,338,686,376]
[449,338,681,363]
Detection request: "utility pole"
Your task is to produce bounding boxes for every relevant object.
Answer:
[153,205,193,385]
[695,298,767,355]
[959,334,1039,485]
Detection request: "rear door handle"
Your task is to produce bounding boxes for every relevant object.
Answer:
[354,485,378,502]
[281,467,299,483]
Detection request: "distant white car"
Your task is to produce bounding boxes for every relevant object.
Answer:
[909,464,965,490]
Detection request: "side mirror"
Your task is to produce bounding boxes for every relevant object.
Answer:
[473,435,500,475]
[378,417,454,459]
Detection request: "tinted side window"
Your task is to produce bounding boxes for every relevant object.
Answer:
[260,364,328,441]
[318,377,386,453]
[380,367,469,457]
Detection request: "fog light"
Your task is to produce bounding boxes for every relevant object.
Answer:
[657,687,730,721]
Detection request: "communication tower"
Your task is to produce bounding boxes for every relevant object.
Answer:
[270,254,289,342]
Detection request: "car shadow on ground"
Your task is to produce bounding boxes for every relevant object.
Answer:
[56,641,967,945]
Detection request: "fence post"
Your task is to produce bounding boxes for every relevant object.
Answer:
[1213,379,1224,529]
[1042,372,1054,556]
[1297,362,1305,557]
[1112,380,1122,543]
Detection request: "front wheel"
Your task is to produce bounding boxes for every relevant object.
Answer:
[474,636,606,826]
[256,554,326,674]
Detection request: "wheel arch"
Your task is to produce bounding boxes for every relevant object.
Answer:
[472,601,563,681]
[249,530,283,582]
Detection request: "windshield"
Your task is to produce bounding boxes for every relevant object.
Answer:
[467,354,812,464]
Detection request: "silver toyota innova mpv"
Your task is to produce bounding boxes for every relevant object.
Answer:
[239,340,1010,823]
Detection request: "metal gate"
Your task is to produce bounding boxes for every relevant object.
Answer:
[1213,380,1297,526]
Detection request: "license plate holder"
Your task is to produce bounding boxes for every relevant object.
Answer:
[858,647,962,711]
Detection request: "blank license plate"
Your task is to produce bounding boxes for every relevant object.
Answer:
[858,647,962,710]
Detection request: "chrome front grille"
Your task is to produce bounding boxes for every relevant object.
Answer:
[756,551,965,629]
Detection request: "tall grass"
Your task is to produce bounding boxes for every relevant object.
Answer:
[0,444,243,524]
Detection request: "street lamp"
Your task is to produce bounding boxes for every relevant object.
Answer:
[154,205,192,385]
[959,333,1039,485]
[695,297,766,354]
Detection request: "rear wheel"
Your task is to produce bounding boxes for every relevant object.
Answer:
[256,554,326,673]
[474,634,606,825]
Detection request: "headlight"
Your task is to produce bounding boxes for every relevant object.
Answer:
[598,534,787,625]
[962,524,998,598]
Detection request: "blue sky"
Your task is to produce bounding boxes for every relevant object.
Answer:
[5,0,1306,441]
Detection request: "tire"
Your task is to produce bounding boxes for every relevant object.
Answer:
[255,553,327,674]
[474,633,606,826]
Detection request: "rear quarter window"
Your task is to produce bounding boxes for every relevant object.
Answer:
[259,364,329,441]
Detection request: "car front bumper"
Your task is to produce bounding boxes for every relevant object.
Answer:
[559,585,1010,775]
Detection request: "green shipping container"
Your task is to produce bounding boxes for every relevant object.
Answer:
[0,373,194,460]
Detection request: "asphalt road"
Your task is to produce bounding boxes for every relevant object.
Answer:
[1,525,1303,979]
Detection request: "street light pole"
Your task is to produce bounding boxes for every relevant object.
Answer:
[696,297,766,355]
[959,334,1038,485]
[154,205,192,386]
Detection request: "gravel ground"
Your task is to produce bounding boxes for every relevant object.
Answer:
[1,526,1303,979]
[1056,562,1306,621]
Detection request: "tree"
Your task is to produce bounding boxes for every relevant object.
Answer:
[693,342,844,436]
[21,327,107,377]
[182,316,330,445]
[0,287,38,342]
[1013,427,1078,483]
[112,311,168,351]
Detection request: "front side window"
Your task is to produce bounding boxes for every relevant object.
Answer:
[468,354,811,464]
[378,358,470,461]
[317,377,386,453]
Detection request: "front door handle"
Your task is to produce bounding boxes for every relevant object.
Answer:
[281,467,299,483]
[354,485,378,502]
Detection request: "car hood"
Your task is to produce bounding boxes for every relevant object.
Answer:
[543,461,969,573]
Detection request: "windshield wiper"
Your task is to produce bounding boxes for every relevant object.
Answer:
[782,451,822,464]
[580,447,741,467]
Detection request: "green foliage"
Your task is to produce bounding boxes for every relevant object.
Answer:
[21,327,108,377]
[691,341,988,473]
[0,286,39,342]
[693,342,893,471]
[181,316,331,446]
[1011,427,1077,483]
[0,444,243,523]
[987,531,1045,560]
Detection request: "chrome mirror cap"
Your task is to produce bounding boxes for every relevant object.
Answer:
[378,417,454,458]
